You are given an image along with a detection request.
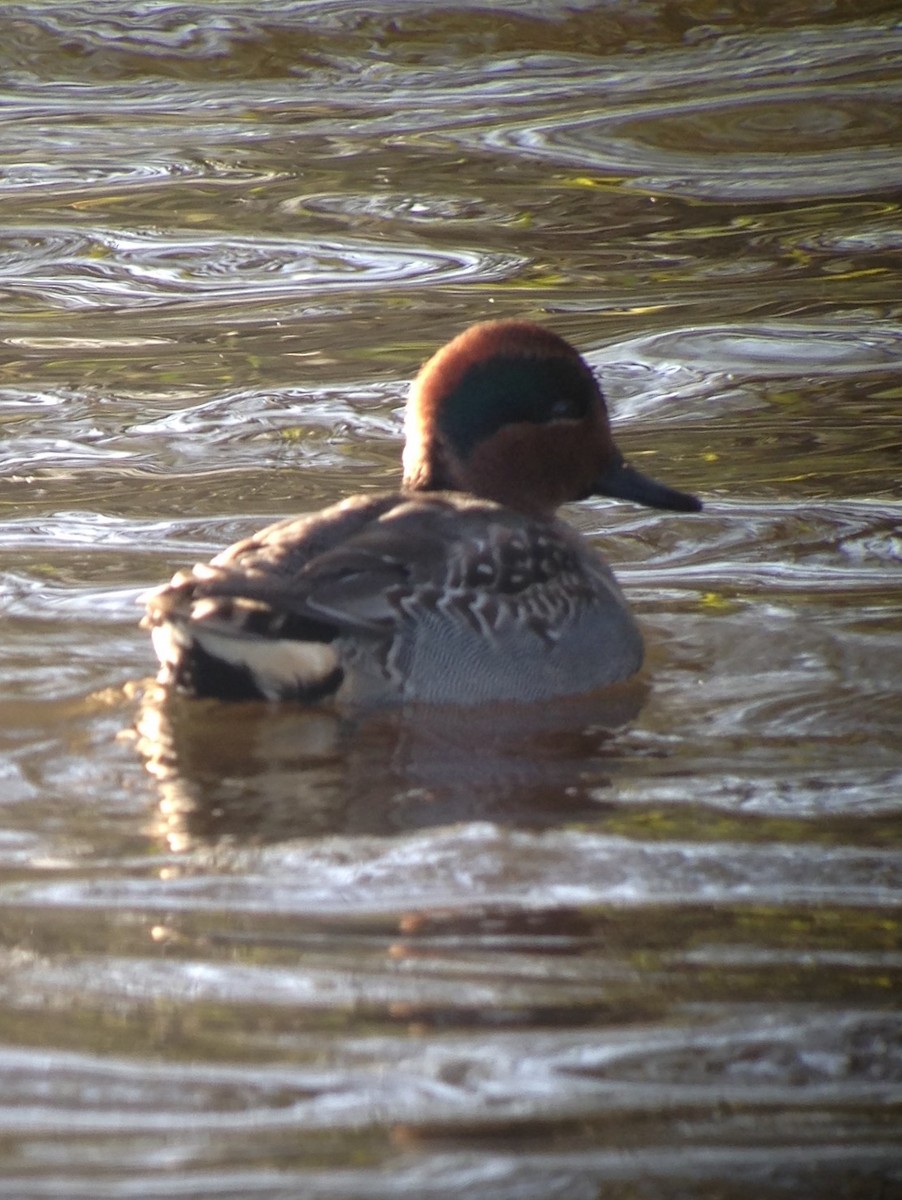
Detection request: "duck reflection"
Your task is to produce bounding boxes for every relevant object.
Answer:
[136,681,647,850]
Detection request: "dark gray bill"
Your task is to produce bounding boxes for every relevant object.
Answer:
[593,459,702,512]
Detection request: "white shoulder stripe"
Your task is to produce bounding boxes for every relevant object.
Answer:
[153,621,339,703]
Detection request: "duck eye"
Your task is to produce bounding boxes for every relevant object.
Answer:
[548,395,580,419]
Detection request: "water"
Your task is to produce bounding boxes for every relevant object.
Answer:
[1,2,901,1196]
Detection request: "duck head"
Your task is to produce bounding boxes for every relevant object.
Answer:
[403,319,701,518]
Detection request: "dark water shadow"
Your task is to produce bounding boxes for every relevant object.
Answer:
[136,680,647,848]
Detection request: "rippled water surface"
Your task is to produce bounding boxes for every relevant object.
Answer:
[1,2,901,1197]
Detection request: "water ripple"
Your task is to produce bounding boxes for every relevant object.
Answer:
[281,191,518,229]
[476,82,902,201]
[0,150,282,197]
[0,227,525,311]
[2,15,897,208]
[6,825,899,914]
[615,499,902,588]
[593,320,902,422]
[600,321,902,379]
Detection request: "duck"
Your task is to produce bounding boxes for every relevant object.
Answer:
[143,319,701,706]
